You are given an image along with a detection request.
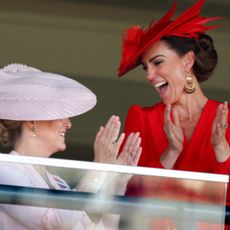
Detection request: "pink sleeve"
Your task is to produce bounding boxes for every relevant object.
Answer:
[0,164,90,229]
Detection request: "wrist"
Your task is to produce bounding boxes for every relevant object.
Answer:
[76,171,108,193]
[105,173,128,195]
[167,148,181,157]
[160,148,181,169]
[214,140,230,162]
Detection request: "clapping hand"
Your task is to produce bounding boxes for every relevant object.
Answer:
[161,104,184,168]
[164,104,184,153]
[211,101,230,162]
[94,115,142,166]
[93,115,142,195]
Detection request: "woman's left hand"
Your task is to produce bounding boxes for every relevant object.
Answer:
[94,115,142,166]
[211,101,230,162]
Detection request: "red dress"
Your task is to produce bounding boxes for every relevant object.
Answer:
[124,99,230,228]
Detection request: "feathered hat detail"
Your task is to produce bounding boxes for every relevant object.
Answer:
[118,0,222,77]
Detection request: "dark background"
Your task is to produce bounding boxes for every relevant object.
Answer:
[0,0,229,161]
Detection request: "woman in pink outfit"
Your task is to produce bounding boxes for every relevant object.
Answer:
[0,63,142,230]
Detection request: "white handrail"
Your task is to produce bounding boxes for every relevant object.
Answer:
[0,153,228,183]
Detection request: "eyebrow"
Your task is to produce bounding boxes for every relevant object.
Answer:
[141,55,164,65]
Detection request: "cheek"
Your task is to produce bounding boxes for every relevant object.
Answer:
[168,71,185,99]
[170,67,185,86]
[42,129,59,143]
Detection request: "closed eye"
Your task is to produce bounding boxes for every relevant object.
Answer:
[153,60,163,66]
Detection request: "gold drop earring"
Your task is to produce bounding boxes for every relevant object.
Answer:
[31,121,36,137]
[184,71,196,94]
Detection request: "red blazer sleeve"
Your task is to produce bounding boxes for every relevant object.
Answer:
[124,105,145,134]
[123,105,164,168]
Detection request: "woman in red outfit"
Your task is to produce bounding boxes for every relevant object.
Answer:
[118,0,230,229]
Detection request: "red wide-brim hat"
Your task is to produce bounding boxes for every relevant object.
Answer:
[118,0,222,77]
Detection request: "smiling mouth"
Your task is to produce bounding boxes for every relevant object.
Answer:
[154,81,168,90]
[60,132,66,137]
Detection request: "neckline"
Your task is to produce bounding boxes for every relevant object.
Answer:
[10,150,55,189]
[183,99,210,144]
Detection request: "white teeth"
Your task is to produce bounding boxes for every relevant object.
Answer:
[60,132,65,137]
[154,81,167,88]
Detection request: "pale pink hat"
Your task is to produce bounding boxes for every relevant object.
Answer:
[0,63,97,121]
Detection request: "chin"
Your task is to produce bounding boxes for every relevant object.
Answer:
[58,145,66,152]
[162,96,176,105]
[162,98,171,105]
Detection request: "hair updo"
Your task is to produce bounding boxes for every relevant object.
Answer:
[161,34,218,82]
[0,120,22,146]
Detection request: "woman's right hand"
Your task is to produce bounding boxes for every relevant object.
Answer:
[164,104,184,153]
[93,115,142,195]
[93,115,142,166]
[161,104,184,168]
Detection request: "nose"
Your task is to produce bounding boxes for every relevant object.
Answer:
[146,67,156,83]
[63,118,72,129]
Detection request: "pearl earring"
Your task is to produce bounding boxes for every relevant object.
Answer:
[31,121,36,137]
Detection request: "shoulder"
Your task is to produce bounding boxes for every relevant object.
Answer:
[0,161,33,186]
[0,153,29,173]
[127,102,165,115]
[124,102,165,132]
[0,160,29,173]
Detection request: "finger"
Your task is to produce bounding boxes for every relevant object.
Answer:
[131,146,142,166]
[132,135,142,152]
[225,101,229,118]
[164,104,172,132]
[113,133,125,156]
[105,116,120,140]
[127,132,140,151]
[172,109,180,127]
[103,115,117,138]
[94,126,104,143]
[130,135,141,157]
[111,119,121,141]
[215,104,223,124]
[225,101,229,112]
[216,123,221,136]
[164,104,171,121]
[120,133,134,160]
[104,115,116,128]
[220,101,228,129]
[129,136,142,164]
[125,132,141,162]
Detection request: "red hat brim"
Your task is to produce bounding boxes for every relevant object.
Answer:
[118,0,221,77]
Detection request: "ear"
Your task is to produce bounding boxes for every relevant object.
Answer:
[183,51,195,71]
[24,121,33,128]
[24,121,36,131]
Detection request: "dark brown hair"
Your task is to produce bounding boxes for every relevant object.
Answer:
[0,120,22,146]
[161,34,218,82]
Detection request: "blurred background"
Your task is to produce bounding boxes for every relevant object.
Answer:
[0,0,229,161]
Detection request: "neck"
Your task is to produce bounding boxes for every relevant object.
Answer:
[14,136,53,158]
[172,87,208,121]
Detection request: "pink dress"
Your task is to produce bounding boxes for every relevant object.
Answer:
[0,152,107,230]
